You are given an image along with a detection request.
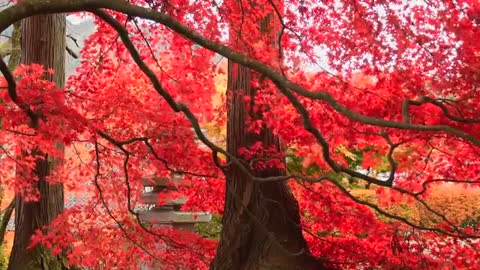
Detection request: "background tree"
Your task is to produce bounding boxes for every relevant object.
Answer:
[7,13,67,270]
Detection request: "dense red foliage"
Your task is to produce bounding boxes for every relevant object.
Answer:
[2,0,480,269]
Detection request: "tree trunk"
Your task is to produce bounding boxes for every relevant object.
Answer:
[211,49,325,270]
[8,13,67,270]
[211,1,324,268]
[211,63,324,270]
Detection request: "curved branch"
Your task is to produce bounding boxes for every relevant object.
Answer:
[92,141,163,263]
[93,9,357,189]
[2,0,479,248]
[0,0,479,190]
[313,178,480,239]
[274,80,394,187]
[0,58,38,123]
[1,0,480,148]
[91,10,256,182]
[404,96,480,124]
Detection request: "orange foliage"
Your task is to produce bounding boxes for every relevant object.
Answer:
[353,184,480,227]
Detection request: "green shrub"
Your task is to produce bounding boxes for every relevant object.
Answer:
[0,245,8,270]
[194,214,222,239]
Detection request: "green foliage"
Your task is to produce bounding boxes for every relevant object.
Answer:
[461,216,480,231]
[0,245,8,270]
[194,214,222,239]
[339,147,365,169]
[285,153,323,176]
[285,151,363,189]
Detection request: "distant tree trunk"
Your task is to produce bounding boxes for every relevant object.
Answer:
[8,13,67,270]
[211,3,324,269]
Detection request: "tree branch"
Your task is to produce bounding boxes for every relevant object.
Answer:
[1,0,480,147]
[303,178,480,239]
[0,57,38,123]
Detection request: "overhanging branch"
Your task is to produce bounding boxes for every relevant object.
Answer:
[1,0,479,191]
[1,0,480,147]
[0,57,38,123]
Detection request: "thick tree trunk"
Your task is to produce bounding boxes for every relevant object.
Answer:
[8,14,67,270]
[211,1,324,268]
[210,61,325,270]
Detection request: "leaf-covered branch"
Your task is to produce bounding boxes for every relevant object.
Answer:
[1,0,480,148]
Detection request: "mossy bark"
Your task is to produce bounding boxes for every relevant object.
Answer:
[7,22,21,71]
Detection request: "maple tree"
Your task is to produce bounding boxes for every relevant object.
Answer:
[1,0,480,269]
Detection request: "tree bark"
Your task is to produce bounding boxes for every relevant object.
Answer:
[8,13,67,270]
[7,22,21,71]
[211,1,326,268]
[211,7,326,267]
[211,62,324,270]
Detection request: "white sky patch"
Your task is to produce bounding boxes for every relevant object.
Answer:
[66,14,92,24]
